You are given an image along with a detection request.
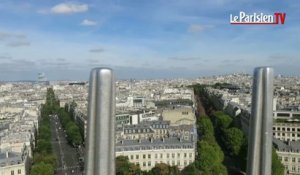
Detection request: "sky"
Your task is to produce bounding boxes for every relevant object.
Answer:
[0,0,299,80]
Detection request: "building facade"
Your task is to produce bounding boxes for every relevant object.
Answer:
[115,137,195,171]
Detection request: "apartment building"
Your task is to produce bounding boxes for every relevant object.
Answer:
[0,149,30,175]
[115,137,195,171]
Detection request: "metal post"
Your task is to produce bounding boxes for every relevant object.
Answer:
[85,68,115,175]
[247,67,274,175]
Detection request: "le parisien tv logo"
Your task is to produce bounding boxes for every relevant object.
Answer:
[230,11,286,25]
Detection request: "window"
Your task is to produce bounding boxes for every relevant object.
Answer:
[182,112,189,115]
[285,157,288,162]
[167,153,169,158]
[292,128,295,132]
[160,154,163,158]
[136,155,139,159]
[148,154,151,159]
[293,157,296,162]
[177,153,180,158]
[18,170,21,174]
[184,153,187,158]
[11,170,14,175]
[172,153,175,158]
[143,162,146,167]
[143,154,146,159]
[131,155,134,160]
[148,161,151,166]
[189,153,192,158]
[155,154,157,158]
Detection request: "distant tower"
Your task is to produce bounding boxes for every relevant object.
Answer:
[38,73,46,82]
[37,73,49,85]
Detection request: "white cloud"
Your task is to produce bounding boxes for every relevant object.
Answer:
[81,19,97,26]
[50,2,88,14]
[188,24,213,33]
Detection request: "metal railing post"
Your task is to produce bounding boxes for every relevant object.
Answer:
[85,68,115,175]
[247,67,274,175]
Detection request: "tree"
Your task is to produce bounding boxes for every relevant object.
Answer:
[181,163,200,175]
[36,139,52,154]
[116,156,141,175]
[213,111,233,130]
[223,127,244,156]
[150,163,179,175]
[272,148,285,175]
[30,162,54,175]
[33,153,56,168]
[211,164,228,175]
[198,116,214,139]
[196,141,223,172]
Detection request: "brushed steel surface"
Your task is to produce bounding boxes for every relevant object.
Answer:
[85,68,115,175]
[247,67,274,175]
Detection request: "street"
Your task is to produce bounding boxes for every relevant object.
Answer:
[50,115,82,175]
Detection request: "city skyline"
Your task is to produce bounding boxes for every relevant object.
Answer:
[0,0,299,80]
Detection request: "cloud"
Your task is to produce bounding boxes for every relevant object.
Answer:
[51,2,88,14]
[188,24,213,33]
[80,19,97,26]
[39,2,89,14]
[56,58,66,62]
[7,41,30,47]
[88,58,100,63]
[0,32,27,40]
[168,56,201,61]
[267,55,299,64]
[89,48,105,53]
[0,55,12,60]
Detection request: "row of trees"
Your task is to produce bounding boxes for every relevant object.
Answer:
[192,84,284,174]
[30,88,60,175]
[116,156,182,175]
[212,111,247,170]
[195,116,228,175]
[57,104,83,146]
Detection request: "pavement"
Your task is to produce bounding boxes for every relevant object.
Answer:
[50,115,83,175]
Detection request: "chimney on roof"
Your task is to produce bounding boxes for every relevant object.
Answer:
[6,151,8,158]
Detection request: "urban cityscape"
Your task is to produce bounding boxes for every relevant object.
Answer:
[1,0,300,175]
[0,73,299,174]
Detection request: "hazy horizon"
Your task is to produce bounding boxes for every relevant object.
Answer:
[0,0,299,81]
